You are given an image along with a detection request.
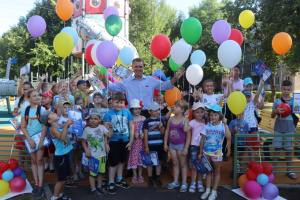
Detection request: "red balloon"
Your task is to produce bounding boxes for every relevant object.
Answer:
[246,169,258,181]
[150,34,171,60]
[152,76,160,96]
[9,177,26,192]
[261,162,271,168]
[248,161,258,169]
[228,29,243,46]
[253,164,263,174]
[85,44,95,65]
[0,172,3,179]
[7,158,19,170]
[263,165,273,176]
[275,103,291,117]
[0,161,9,173]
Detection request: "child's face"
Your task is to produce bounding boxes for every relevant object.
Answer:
[209,111,220,123]
[22,84,31,95]
[41,96,52,106]
[60,83,68,93]
[281,86,291,97]
[108,100,113,109]
[48,111,59,124]
[62,104,71,115]
[193,108,205,120]
[76,100,85,109]
[155,95,164,104]
[172,105,184,115]
[244,84,253,91]
[89,115,101,127]
[246,95,251,103]
[236,111,244,120]
[112,100,125,111]
[29,91,40,105]
[52,85,58,95]
[132,108,141,116]
[78,83,87,91]
[149,109,160,118]
[93,95,103,104]
[204,82,214,94]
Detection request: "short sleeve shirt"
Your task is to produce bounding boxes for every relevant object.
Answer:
[272,98,295,132]
[142,118,166,146]
[21,106,46,136]
[228,119,250,146]
[203,94,223,105]
[201,123,225,157]
[14,97,30,113]
[189,119,205,146]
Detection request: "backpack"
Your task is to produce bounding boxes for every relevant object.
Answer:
[23,105,42,128]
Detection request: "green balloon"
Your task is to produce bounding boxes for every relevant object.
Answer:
[100,67,108,75]
[169,57,182,72]
[180,17,202,45]
[105,14,122,36]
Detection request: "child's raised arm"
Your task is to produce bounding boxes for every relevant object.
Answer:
[254,79,265,105]
[36,74,46,93]
[17,74,25,97]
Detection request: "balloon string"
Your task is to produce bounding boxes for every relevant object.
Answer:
[10,134,16,159]
[242,30,246,79]
[35,39,39,75]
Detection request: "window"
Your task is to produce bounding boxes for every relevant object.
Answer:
[284,76,290,81]
[274,77,279,85]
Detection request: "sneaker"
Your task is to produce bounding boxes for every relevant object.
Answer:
[115,179,130,189]
[35,186,45,199]
[155,177,162,187]
[138,176,144,183]
[197,182,205,193]
[102,180,107,188]
[131,177,138,184]
[201,189,211,200]
[73,174,79,181]
[188,182,196,193]
[108,183,116,194]
[91,190,104,198]
[66,181,78,188]
[148,179,154,187]
[97,187,109,195]
[32,185,38,195]
[60,195,72,200]
[208,191,217,200]
[79,173,85,180]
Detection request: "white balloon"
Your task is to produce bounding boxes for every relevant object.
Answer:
[179,38,192,54]
[186,64,203,86]
[217,40,242,69]
[91,41,102,67]
[171,41,190,65]
[86,39,97,48]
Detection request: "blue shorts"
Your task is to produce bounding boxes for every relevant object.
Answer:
[189,145,200,162]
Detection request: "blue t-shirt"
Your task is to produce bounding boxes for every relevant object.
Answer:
[272,98,293,121]
[272,98,295,133]
[228,119,250,146]
[201,123,225,157]
[102,108,133,142]
[142,117,166,146]
[50,125,73,156]
[21,106,46,136]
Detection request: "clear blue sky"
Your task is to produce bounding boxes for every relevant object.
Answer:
[0,0,201,36]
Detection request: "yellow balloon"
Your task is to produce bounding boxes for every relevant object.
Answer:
[0,180,9,197]
[227,91,247,115]
[239,10,255,29]
[53,32,74,58]
[116,57,127,67]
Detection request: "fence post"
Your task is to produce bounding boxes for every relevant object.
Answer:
[233,135,238,188]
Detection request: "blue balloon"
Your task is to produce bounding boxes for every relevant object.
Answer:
[190,50,206,67]
[20,172,27,180]
[256,173,269,186]
[119,46,134,66]
[2,170,14,182]
[152,69,166,81]
[61,27,78,47]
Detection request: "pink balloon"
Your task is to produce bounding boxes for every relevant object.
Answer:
[244,181,262,199]
[211,20,231,44]
[268,174,274,183]
[103,6,119,20]
[9,177,26,192]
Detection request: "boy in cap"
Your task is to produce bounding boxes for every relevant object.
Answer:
[243,77,265,110]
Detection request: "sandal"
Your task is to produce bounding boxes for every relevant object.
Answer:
[287,172,298,180]
[180,183,188,192]
[167,181,180,189]
[131,177,138,184]
[138,176,144,183]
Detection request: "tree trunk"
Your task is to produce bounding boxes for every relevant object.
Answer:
[269,74,276,102]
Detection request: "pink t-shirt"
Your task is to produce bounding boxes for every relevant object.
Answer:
[189,119,205,146]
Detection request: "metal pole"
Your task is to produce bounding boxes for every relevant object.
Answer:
[5,58,11,79]
[81,0,86,78]
[71,53,74,76]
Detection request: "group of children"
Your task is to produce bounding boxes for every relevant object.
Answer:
[13,65,297,200]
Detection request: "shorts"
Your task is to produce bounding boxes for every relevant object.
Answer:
[90,156,107,177]
[149,145,164,161]
[204,153,222,162]
[169,143,185,151]
[189,145,200,162]
[54,154,71,181]
[43,144,55,157]
[272,131,294,150]
[108,141,128,167]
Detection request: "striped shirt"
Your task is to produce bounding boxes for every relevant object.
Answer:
[143,118,165,146]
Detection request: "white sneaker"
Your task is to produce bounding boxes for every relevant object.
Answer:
[208,191,217,200]
[201,189,211,199]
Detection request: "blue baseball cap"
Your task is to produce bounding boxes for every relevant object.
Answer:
[77,79,86,87]
[242,89,252,96]
[208,104,222,113]
[243,77,253,86]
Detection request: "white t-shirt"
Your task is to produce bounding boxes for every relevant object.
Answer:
[203,94,223,105]
[14,97,30,113]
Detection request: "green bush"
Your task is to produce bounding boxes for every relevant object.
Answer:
[252,91,282,102]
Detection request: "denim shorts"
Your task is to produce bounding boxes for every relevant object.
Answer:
[169,143,185,151]
[189,145,200,162]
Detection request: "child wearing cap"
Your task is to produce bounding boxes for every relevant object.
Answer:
[243,77,265,110]
[82,108,113,197]
[199,105,231,200]
[143,101,166,187]
[42,91,53,111]
[41,110,73,200]
[92,90,109,119]
[127,99,146,184]
[186,102,206,193]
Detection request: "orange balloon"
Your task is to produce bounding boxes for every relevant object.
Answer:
[272,32,292,55]
[238,174,249,189]
[56,0,74,21]
[165,87,181,107]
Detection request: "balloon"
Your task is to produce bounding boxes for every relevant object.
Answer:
[252,164,263,175]
[7,158,18,170]
[96,41,118,68]
[91,41,102,67]
[53,32,74,58]
[20,172,27,180]
[239,10,255,29]
[179,38,192,54]
[218,40,242,69]
[246,169,257,181]
[169,57,182,72]
[56,0,73,21]
[152,76,160,96]
[238,174,249,189]
[248,161,257,169]
[186,64,203,86]
[86,39,97,48]
[12,167,23,177]
[0,162,8,173]
[119,47,134,65]
[27,15,46,38]
[61,27,78,47]
[268,174,274,183]
[165,87,181,107]
[227,91,246,115]
[228,29,243,46]
[105,14,122,36]
[9,177,26,193]
[262,183,279,200]
[263,165,273,176]
[257,174,269,186]
[2,170,14,182]
[272,32,292,55]
[103,6,119,20]
[170,41,190,65]
[211,20,231,44]
[100,67,108,75]
[0,180,9,197]
[150,34,171,60]
[190,50,206,67]
[152,69,166,82]
[85,44,95,65]
[275,103,291,117]
[181,17,202,44]
[243,181,262,199]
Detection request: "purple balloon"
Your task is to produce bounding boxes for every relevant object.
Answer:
[27,15,46,38]
[268,174,274,183]
[262,183,279,199]
[96,41,118,68]
[12,166,23,177]
[211,20,231,44]
[103,6,119,20]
